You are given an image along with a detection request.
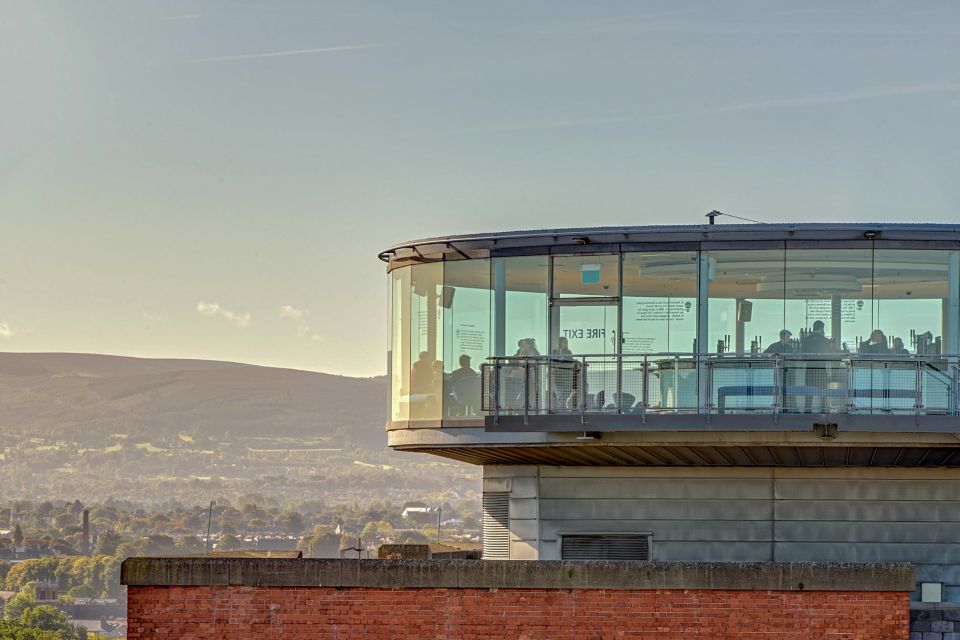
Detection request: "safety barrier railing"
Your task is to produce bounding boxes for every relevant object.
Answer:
[479,353,960,424]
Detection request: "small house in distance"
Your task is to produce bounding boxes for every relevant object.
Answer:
[400,502,435,524]
[35,582,58,603]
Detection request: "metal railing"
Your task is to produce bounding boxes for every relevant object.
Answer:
[480,353,960,424]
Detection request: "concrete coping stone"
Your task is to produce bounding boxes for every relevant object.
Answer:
[912,602,960,610]
[121,558,915,592]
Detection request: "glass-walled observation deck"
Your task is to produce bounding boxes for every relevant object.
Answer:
[382,225,960,430]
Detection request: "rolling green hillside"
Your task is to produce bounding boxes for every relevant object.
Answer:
[0,353,478,507]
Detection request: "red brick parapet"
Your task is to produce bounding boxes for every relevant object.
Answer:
[122,559,914,639]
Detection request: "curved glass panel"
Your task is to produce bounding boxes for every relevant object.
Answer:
[553,254,619,298]
[390,267,410,422]
[443,259,491,417]
[493,255,548,358]
[784,249,873,353]
[409,262,444,421]
[707,249,786,354]
[873,249,954,355]
[622,251,698,353]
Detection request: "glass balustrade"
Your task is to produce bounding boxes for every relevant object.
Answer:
[479,353,960,419]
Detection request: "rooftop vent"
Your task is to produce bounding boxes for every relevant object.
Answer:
[561,534,651,561]
[481,491,510,560]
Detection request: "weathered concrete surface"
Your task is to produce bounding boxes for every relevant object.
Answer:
[121,558,915,592]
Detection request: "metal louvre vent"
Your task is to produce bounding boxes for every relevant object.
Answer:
[561,534,650,561]
[481,491,510,560]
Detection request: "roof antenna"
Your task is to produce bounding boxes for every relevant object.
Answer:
[705,210,765,225]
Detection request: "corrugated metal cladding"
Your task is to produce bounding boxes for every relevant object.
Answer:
[561,534,650,561]
[481,492,510,560]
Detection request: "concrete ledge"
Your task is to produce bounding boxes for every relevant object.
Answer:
[121,558,915,592]
[912,602,960,610]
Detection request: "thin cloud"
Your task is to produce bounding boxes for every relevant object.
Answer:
[0,322,12,339]
[701,82,960,114]
[197,302,251,328]
[573,23,960,37]
[142,312,169,325]
[459,81,960,134]
[278,305,306,320]
[160,13,201,21]
[193,44,382,63]
[530,12,960,38]
[526,9,693,36]
[278,305,322,342]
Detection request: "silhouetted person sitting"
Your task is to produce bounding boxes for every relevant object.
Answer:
[552,336,573,359]
[507,339,541,410]
[513,338,539,357]
[449,354,480,415]
[523,338,540,356]
[891,337,909,355]
[411,351,434,394]
[860,329,889,355]
[410,351,438,418]
[764,330,796,354]
[450,354,477,383]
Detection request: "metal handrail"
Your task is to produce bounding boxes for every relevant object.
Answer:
[486,352,956,360]
[480,353,960,418]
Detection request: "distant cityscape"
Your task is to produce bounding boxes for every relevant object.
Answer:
[0,354,479,638]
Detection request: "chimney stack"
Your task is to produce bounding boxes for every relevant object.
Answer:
[82,510,90,555]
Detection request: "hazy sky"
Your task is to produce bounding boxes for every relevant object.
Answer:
[2,1,959,376]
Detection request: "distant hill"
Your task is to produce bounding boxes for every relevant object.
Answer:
[0,352,388,447]
[0,353,478,507]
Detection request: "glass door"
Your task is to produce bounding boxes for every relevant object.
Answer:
[549,301,622,413]
[554,303,619,356]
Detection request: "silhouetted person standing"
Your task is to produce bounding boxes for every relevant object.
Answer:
[800,320,835,413]
[765,329,797,411]
[801,321,834,354]
[551,337,574,409]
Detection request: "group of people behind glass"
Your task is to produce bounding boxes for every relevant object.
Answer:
[764,321,910,356]
[427,337,572,414]
[505,338,544,410]
[761,321,916,413]
[505,336,583,411]
[411,350,482,416]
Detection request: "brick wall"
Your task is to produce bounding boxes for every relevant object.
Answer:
[127,585,909,640]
